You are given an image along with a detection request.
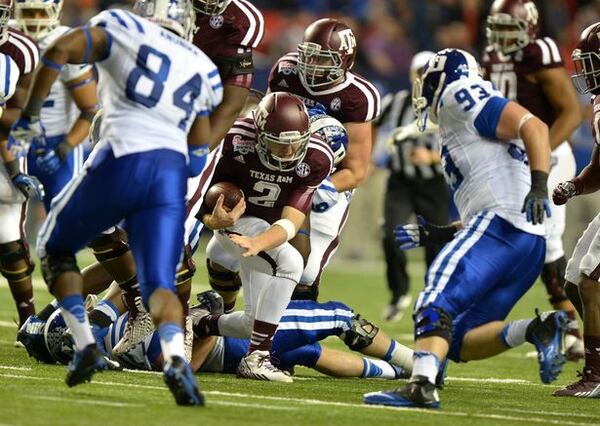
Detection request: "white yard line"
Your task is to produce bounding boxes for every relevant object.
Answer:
[0,365,31,371]
[0,373,594,425]
[446,377,533,385]
[211,400,297,411]
[495,408,600,419]
[0,321,16,328]
[30,395,142,408]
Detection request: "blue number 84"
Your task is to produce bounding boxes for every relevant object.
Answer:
[126,44,203,130]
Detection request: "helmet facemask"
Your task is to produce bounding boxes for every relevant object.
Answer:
[297,41,345,89]
[0,0,12,44]
[14,0,62,40]
[486,14,530,54]
[256,128,310,172]
[134,0,196,41]
[571,48,600,95]
[193,0,230,16]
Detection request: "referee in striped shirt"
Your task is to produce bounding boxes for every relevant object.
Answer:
[374,51,450,322]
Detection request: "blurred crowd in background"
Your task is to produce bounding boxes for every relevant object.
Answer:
[37,0,600,262]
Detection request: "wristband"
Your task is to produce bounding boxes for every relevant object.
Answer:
[23,97,44,119]
[5,159,20,178]
[273,219,296,241]
[530,170,549,192]
[56,142,73,162]
[571,177,584,195]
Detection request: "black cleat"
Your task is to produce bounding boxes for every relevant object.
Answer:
[363,375,440,408]
[65,344,107,387]
[163,356,204,406]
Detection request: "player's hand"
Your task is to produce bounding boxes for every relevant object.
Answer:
[307,102,328,117]
[188,144,210,177]
[11,173,44,200]
[394,216,457,250]
[35,142,72,175]
[228,234,260,257]
[522,170,551,225]
[9,116,44,158]
[207,195,245,229]
[552,180,581,206]
[410,147,434,166]
[392,122,419,143]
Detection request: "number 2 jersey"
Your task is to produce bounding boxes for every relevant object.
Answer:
[437,76,544,236]
[202,118,334,223]
[88,9,223,158]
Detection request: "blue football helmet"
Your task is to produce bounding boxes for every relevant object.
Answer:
[43,310,74,365]
[412,48,481,130]
[308,110,347,167]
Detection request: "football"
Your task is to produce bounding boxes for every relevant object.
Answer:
[204,181,244,211]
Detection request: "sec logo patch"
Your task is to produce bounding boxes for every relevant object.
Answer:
[209,15,224,29]
[296,162,311,178]
[330,97,342,111]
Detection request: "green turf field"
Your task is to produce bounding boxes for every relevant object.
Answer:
[0,250,597,426]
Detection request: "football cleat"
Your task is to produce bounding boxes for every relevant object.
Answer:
[527,310,569,384]
[163,355,204,406]
[236,350,293,383]
[363,375,440,408]
[112,309,154,356]
[65,344,107,387]
[552,369,600,398]
[435,359,449,389]
[382,295,412,322]
[17,315,55,364]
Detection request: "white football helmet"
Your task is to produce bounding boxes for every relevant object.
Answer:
[134,0,196,41]
[14,0,63,40]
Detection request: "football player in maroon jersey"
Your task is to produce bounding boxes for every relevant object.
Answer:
[551,22,600,398]
[195,92,334,382]
[483,0,584,359]
[0,0,42,334]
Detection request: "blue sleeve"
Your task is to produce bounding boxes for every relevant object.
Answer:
[473,96,509,140]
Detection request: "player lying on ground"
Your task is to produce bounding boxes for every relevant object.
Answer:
[41,288,415,380]
[550,21,600,398]
[363,48,567,409]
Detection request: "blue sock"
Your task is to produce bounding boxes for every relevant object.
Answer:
[158,322,185,362]
[59,294,95,351]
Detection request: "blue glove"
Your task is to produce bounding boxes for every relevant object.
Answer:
[9,116,45,158]
[394,216,457,250]
[12,173,45,200]
[308,102,327,118]
[188,144,210,177]
[35,142,72,175]
[521,170,551,225]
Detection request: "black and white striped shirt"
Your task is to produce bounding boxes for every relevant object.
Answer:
[375,89,442,180]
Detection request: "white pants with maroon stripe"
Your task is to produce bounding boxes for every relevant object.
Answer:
[545,142,576,263]
[565,212,600,284]
[0,162,27,244]
[207,216,303,338]
[300,189,352,286]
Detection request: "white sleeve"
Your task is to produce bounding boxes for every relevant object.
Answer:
[0,54,20,103]
[60,63,93,83]
[198,65,223,116]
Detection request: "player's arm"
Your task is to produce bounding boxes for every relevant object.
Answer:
[534,67,582,149]
[229,206,306,257]
[190,336,219,373]
[187,115,211,177]
[64,70,99,149]
[207,84,248,149]
[330,121,372,191]
[0,73,32,132]
[553,145,600,204]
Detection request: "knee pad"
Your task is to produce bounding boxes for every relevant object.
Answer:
[206,259,241,293]
[0,240,34,281]
[414,305,453,344]
[41,253,80,292]
[541,257,568,304]
[339,313,379,351]
[176,244,196,285]
[88,228,129,262]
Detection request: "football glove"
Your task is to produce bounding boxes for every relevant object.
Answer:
[188,144,210,177]
[9,116,45,158]
[307,102,328,118]
[522,170,551,225]
[12,173,45,200]
[552,179,582,206]
[394,216,457,250]
[35,142,73,175]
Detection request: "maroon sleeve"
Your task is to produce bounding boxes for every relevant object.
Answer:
[522,37,563,74]
[286,186,317,214]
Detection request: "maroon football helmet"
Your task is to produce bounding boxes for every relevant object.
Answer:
[254,92,310,172]
[572,23,600,95]
[0,0,12,45]
[193,0,230,16]
[486,0,540,54]
[297,18,357,89]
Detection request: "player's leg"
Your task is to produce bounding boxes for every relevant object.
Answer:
[311,346,404,379]
[0,202,35,329]
[381,177,413,321]
[204,235,242,314]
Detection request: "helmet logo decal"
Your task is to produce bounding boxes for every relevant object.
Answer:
[338,28,356,54]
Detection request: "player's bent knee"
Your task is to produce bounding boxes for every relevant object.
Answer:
[579,275,600,301]
[541,257,568,304]
[414,305,453,344]
[276,245,304,282]
[206,259,242,293]
[41,253,79,292]
[176,244,196,284]
[88,228,129,262]
[339,313,379,350]
[0,240,35,282]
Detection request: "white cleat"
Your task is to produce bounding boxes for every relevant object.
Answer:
[184,314,193,363]
[112,309,155,356]
[236,350,293,383]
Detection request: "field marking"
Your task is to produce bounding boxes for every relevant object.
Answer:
[495,407,600,419]
[1,373,596,425]
[0,365,31,371]
[0,321,16,328]
[447,377,533,385]
[211,400,297,411]
[30,395,142,408]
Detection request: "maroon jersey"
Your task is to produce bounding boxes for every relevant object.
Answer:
[591,95,600,146]
[268,52,381,124]
[482,37,563,127]
[0,27,39,76]
[205,118,334,223]
[193,0,264,88]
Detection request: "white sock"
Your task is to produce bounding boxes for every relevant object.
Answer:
[158,322,185,362]
[411,351,440,384]
[254,277,296,324]
[383,340,414,372]
[59,295,95,351]
[362,358,402,379]
[500,319,532,348]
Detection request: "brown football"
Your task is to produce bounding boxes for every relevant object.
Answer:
[204,182,244,211]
